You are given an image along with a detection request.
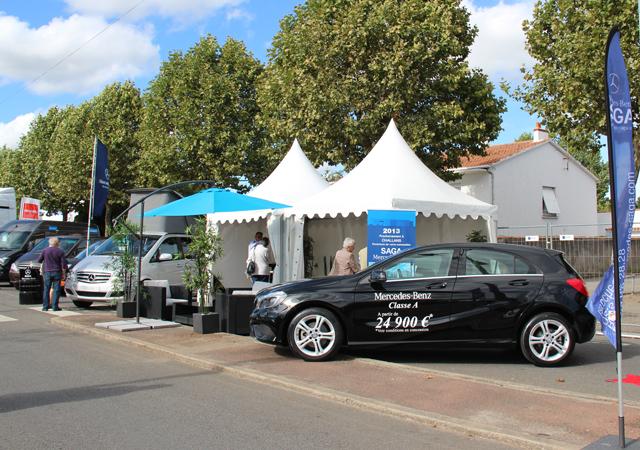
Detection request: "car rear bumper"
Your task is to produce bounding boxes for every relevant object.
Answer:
[574,308,596,343]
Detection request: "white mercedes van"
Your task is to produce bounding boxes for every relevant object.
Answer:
[65,232,191,308]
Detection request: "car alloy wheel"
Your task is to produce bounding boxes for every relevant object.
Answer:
[287,308,343,361]
[521,312,575,366]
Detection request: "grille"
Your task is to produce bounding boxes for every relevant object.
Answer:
[77,272,111,283]
[18,263,41,270]
[75,291,107,298]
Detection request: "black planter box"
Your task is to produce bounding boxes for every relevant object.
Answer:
[117,300,136,318]
[19,289,42,305]
[193,312,220,334]
[140,286,173,321]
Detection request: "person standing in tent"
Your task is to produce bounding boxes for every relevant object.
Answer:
[329,237,360,276]
[249,237,276,284]
[248,231,263,256]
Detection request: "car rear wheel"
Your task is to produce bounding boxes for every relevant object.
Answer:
[72,300,93,308]
[287,308,343,362]
[520,312,575,367]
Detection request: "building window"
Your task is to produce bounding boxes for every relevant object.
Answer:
[542,186,560,219]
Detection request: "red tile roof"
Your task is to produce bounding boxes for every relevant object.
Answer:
[459,139,548,168]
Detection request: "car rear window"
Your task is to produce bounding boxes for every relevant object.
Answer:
[464,249,537,275]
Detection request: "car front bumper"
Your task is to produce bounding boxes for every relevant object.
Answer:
[249,306,289,345]
[65,279,122,303]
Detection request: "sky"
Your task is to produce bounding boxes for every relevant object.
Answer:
[0,0,539,149]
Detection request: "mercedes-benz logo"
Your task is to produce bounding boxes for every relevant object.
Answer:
[609,73,620,94]
[24,268,31,277]
[88,274,95,282]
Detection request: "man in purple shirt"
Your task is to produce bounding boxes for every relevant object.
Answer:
[37,237,68,311]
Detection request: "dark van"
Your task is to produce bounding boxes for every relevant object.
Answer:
[0,220,99,282]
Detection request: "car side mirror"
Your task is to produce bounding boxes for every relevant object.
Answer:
[369,270,387,283]
[158,253,173,262]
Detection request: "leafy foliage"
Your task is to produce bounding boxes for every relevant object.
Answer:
[258,0,505,179]
[182,217,224,313]
[104,221,140,303]
[466,229,487,242]
[508,0,638,206]
[515,132,533,142]
[137,36,266,189]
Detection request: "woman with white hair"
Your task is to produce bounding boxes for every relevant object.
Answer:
[329,237,360,276]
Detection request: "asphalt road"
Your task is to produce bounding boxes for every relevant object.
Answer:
[0,285,510,450]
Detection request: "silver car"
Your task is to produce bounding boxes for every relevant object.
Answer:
[65,232,191,308]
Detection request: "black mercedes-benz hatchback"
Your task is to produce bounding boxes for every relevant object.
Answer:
[250,243,595,366]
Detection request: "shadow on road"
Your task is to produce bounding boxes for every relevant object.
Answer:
[0,371,213,413]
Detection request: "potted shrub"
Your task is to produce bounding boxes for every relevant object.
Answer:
[182,217,224,334]
[106,221,139,318]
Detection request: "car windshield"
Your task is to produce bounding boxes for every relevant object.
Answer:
[31,237,80,254]
[73,239,105,262]
[94,236,159,257]
[0,231,30,250]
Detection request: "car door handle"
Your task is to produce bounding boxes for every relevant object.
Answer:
[426,281,447,289]
[509,279,529,286]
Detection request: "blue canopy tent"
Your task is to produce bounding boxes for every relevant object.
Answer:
[144,188,289,217]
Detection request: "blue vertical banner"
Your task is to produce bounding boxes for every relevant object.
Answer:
[587,30,636,348]
[367,210,416,267]
[92,138,109,219]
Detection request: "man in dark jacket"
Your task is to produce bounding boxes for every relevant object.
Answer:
[37,237,68,311]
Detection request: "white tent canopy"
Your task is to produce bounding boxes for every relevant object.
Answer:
[208,139,328,288]
[209,138,329,225]
[285,119,496,220]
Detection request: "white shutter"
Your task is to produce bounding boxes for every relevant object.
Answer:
[542,187,560,214]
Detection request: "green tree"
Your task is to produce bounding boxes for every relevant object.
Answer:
[258,0,505,178]
[515,131,533,142]
[47,81,143,223]
[9,107,70,215]
[138,36,265,189]
[508,0,638,206]
[48,103,93,220]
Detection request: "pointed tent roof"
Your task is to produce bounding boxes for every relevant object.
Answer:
[284,120,496,220]
[249,138,329,205]
[210,139,329,223]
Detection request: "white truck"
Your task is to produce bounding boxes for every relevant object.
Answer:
[0,188,16,227]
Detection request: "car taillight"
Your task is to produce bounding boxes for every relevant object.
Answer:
[566,278,588,297]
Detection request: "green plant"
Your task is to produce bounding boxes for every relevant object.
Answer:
[182,217,224,314]
[466,230,487,242]
[104,221,140,304]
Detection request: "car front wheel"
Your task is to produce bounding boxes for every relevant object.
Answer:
[520,312,575,367]
[287,308,343,362]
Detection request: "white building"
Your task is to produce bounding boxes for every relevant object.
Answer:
[452,124,599,237]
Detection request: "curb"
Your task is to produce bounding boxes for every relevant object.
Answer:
[52,316,578,449]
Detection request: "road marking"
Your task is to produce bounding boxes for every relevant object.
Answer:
[597,331,640,340]
[0,314,17,322]
[29,307,80,317]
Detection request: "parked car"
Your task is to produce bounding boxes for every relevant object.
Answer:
[65,232,191,308]
[250,243,595,367]
[0,220,99,284]
[9,236,104,290]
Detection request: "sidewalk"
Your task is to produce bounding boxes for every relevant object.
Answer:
[52,314,640,449]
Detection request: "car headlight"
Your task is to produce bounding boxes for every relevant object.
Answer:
[0,257,7,266]
[256,291,287,309]
[10,263,18,273]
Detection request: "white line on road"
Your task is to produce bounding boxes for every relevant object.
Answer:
[0,314,17,322]
[597,331,640,341]
[29,307,80,317]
